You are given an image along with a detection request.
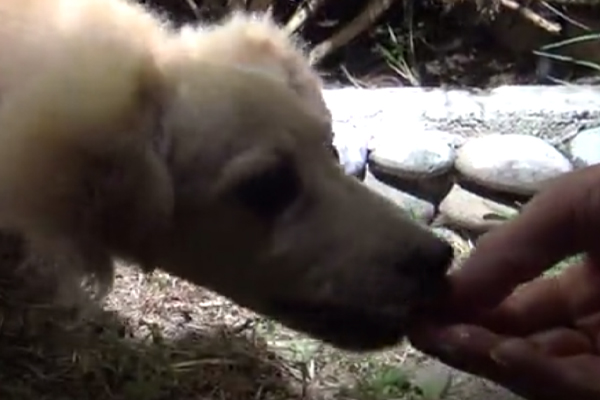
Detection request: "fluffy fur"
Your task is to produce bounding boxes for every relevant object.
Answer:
[0,0,454,351]
[173,11,331,124]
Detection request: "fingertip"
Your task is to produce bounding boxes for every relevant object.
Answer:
[489,338,570,398]
[410,323,504,359]
[528,328,593,356]
[446,232,514,306]
[449,173,598,305]
[447,227,565,312]
[490,337,540,370]
[491,337,556,371]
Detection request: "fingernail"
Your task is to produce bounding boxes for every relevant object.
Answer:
[441,326,472,345]
[436,342,460,357]
[490,348,509,366]
[428,327,471,357]
[490,339,521,366]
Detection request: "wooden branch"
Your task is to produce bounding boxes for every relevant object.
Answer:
[184,0,202,19]
[285,0,330,34]
[309,0,400,65]
[501,0,561,33]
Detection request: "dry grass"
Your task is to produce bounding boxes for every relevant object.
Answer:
[0,232,475,400]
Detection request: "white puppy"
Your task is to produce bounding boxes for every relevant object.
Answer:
[0,0,453,351]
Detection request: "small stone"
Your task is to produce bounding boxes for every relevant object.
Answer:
[568,126,600,168]
[369,131,457,180]
[332,121,369,179]
[412,362,453,400]
[439,184,519,233]
[456,134,573,196]
[363,172,435,223]
[431,227,471,250]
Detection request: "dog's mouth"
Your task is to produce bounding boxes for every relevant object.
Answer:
[266,299,418,352]
[264,276,451,352]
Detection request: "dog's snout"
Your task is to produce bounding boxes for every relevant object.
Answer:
[398,238,454,279]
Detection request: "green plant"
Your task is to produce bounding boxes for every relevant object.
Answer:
[534,33,600,75]
[346,362,453,400]
[348,364,417,400]
[373,0,421,86]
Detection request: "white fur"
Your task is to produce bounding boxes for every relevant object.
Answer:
[0,0,452,351]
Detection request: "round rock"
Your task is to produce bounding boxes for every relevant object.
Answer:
[438,184,519,233]
[369,130,457,180]
[363,172,436,223]
[568,126,600,168]
[456,134,573,196]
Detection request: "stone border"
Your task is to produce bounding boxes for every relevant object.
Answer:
[328,85,600,246]
[325,85,600,140]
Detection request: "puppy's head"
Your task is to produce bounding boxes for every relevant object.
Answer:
[149,61,453,352]
[174,11,331,124]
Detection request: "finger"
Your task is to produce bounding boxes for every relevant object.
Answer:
[410,324,590,364]
[477,276,571,335]
[411,325,578,400]
[490,338,576,400]
[482,260,600,335]
[411,324,600,400]
[409,323,506,374]
[555,355,600,396]
[575,311,600,346]
[526,328,593,356]
[492,340,600,400]
[449,165,600,311]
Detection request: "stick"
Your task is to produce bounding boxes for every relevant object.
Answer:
[309,0,400,65]
[285,0,330,34]
[500,0,561,33]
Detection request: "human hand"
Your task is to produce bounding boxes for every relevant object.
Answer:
[409,165,600,400]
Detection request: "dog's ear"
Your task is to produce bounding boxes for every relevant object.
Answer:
[0,58,174,277]
[92,61,175,269]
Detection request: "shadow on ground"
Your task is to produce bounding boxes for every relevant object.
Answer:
[0,231,522,400]
[0,232,299,400]
[0,300,298,400]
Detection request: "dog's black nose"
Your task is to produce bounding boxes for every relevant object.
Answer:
[399,238,454,280]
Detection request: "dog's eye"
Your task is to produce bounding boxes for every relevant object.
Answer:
[233,157,301,220]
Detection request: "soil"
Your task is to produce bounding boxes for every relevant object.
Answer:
[2,261,524,400]
[316,5,544,89]
[322,34,542,89]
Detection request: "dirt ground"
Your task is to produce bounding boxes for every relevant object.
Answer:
[322,36,541,90]
[0,232,524,400]
[0,264,523,400]
[315,2,600,89]
[320,22,541,89]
